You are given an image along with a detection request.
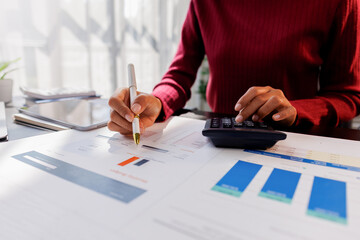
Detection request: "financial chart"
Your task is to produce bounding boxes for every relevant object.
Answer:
[212,160,347,224]
[121,131,360,240]
[2,118,360,240]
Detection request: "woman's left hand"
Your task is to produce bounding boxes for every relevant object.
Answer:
[234,86,297,127]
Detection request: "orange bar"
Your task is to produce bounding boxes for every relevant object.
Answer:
[118,156,140,166]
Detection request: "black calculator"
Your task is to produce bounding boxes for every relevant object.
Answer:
[202,117,287,149]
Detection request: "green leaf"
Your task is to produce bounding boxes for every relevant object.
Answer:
[0,68,19,80]
[0,62,10,72]
[0,58,20,72]
[0,58,21,80]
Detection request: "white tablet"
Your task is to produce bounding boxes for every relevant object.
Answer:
[19,99,110,131]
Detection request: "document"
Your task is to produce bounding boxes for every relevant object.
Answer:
[1,117,360,239]
[121,131,360,240]
[0,117,219,239]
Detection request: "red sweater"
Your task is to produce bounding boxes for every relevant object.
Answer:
[152,0,360,127]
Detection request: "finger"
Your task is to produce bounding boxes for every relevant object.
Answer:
[107,121,132,135]
[112,87,130,105]
[131,94,154,115]
[236,92,272,122]
[234,86,272,111]
[109,110,133,132]
[108,88,134,122]
[253,95,284,121]
[272,106,297,122]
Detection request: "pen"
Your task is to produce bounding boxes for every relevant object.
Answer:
[128,64,140,145]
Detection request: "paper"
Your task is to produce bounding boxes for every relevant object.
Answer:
[0,117,219,239]
[121,132,360,240]
[1,117,360,239]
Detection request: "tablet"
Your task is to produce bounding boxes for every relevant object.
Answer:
[19,99,110,131]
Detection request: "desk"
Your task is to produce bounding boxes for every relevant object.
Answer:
[1,111,360,239]
[3,97,52,141]
[4,102,360,141]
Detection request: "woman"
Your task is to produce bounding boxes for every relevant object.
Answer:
[108,0,360,135]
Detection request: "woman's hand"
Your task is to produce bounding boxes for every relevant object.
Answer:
[234,86,297,126]
[108,88,162,135]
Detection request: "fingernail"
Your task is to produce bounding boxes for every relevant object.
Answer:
[125,114,132,122]
[273,114,280,120]
[235,103,241,110]
[131,103,141,113]
[252,115,259,121]
[235,115,243,122]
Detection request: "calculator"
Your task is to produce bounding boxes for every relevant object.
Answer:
[202,117,287,149]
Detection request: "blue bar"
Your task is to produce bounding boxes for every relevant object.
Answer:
[259,168,301,203]
[12,151,146,203]
[134,159,149,166]
[244,149,360,172]
[212,160,262,197]
[307,176,347,224]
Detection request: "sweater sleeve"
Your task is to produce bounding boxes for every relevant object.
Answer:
[152,0,205,121]
[291,0,360,127]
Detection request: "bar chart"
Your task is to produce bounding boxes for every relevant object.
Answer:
[212,160,348,225]
[211,161,262,197]
[118,156,140,166]
[118,157,151,167]
[134,159,150,166]
[307,177,347,224]
[259,168,301,203]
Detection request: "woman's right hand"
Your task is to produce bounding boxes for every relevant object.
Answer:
[108,88,162,135]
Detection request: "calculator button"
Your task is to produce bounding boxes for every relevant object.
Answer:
[244,120,255,127]
[258,122,268,128]
[211,118,220,128]
[222,118,231,123]
[222,118,232,128]
[233,121,244,128]
[232,117,244,128]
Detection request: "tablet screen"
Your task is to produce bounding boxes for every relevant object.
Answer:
[20,99,110,130]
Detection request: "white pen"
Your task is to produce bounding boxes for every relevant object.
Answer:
[128,64,140,145]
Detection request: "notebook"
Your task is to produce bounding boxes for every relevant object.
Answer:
[13,113,69,131]
[0,102,8,141]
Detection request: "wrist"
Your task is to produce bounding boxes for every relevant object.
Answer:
[153,96,165,122]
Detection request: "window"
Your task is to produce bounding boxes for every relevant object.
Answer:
[0,0,189,97]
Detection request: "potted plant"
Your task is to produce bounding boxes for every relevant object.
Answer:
[0,58,20,103]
